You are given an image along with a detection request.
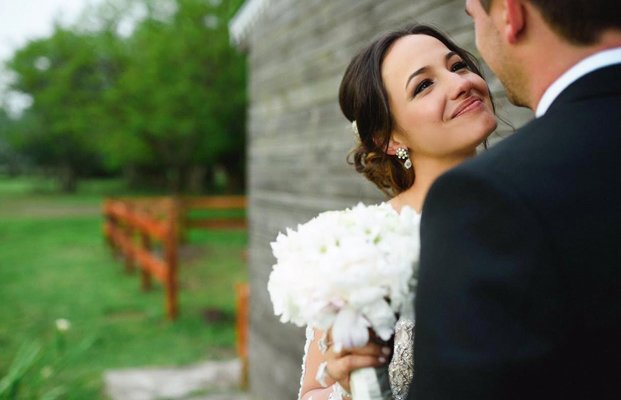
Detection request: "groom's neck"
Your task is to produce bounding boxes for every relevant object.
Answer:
[520,29,621,111]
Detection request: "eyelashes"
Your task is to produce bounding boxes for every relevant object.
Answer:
[414,79,433,95]
[411,60,470,97]
[450,61,468,72]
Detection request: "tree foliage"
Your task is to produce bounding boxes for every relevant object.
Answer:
[7,28,120,191]
[2,0,246,193]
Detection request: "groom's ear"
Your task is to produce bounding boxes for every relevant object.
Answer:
[503,0,526,44]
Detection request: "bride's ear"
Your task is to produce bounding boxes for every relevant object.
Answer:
[386,136,404,156]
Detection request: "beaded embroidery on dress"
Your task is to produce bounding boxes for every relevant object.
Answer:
[388,316,414,400]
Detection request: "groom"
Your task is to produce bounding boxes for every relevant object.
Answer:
[411,0,621,399]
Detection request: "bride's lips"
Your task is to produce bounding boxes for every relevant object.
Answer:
[451,97,484,119]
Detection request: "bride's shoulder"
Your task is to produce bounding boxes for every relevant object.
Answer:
[341,201,420,224]
[380,201,421,218]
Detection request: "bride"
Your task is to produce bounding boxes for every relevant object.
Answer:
[298,24,498,400]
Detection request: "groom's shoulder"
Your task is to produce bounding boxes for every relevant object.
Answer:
[450,130,534,181]
[429,124,548,205]
[450,105,582,180]
[461,85,621,178]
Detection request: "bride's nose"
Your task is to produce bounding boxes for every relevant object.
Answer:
[448,73,474,100]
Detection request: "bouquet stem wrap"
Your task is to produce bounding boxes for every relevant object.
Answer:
[351,365,393,400]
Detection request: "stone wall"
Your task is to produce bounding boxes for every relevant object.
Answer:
[232,1,533,399]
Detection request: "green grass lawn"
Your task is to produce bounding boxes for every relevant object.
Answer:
[0,177,248,398]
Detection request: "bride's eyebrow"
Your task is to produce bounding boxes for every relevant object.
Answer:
[404,51,457,90]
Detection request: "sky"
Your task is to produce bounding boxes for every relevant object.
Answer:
[0,0,185,116]
[0,0,102,114]
[0,0,103,64]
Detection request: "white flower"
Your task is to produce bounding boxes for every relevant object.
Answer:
[267,202,420,350]
[332,306,369,352]
[55,318,71,332]
[41,366,53,379]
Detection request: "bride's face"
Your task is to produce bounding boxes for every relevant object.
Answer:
[381,34,497,161]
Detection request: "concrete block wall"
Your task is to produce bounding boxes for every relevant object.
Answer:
[233,1,533,398]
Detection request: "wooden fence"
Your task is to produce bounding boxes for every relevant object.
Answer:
[182,196,247,231]
[235,282,250,389]
[102,196,247,320]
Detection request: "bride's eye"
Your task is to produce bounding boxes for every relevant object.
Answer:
[451,60,468,72]
[414,79,433,96]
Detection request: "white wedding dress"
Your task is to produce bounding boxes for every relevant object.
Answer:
[297,204,419,400]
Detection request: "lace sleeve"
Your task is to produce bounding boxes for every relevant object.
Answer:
[298,325,315,400]
[299,321,415,400]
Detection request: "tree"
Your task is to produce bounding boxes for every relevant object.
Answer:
[7,28,125,191]
[0,109,23,175]
[5,0,247,193]
[103,0,247,192]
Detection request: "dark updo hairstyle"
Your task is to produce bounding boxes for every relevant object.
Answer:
[339,24,488,197]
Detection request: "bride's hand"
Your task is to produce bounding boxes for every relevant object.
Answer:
[323,336,392,392]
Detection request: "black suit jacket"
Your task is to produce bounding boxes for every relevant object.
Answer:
[410,64,621,399]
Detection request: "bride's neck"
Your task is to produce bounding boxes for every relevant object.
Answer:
[390,154,472,213]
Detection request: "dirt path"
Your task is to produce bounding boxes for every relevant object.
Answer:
[104,358,249,400]
[0,199,101,218]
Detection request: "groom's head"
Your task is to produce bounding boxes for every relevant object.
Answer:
[478,0,621,44]
[466,0,621,109]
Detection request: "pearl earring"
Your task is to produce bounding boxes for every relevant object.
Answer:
[395,147,412,169]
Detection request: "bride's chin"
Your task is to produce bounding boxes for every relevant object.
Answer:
[475,118,498,141]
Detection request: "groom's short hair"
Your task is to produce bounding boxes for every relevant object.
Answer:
[478,0,621,45]
[479,0,492,11]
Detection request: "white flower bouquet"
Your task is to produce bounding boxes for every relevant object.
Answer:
[268,202,420,399]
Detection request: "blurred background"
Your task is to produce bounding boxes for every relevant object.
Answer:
[1,0,248,398]
[1,0,536,399]
[1,0,246,194]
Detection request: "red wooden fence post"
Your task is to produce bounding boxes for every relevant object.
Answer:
[164,197,179,320]
[123,201,135,274]
[103,200,113,250]
[235,282,250,389]
[140,231,152,291]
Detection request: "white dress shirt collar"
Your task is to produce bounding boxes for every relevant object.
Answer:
[535,47,621,117]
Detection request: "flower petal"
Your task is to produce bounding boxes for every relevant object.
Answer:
[331,307,369,351]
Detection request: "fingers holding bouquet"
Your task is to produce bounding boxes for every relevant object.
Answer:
[318,330,392,393]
